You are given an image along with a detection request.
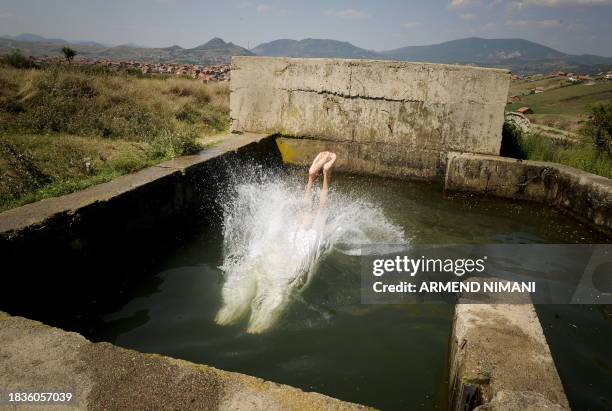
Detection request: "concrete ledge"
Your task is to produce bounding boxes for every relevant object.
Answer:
[276,137,446,180]
[444,153,612,236]
[0,312,369,410]
[449,303,569,410]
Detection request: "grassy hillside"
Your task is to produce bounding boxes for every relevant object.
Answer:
[0,63,230,211]
[508,76,570,97]
[507,81,612,131]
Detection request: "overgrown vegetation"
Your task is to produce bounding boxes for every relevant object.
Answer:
[0,61,230,211]
[501,104,612,178]
[0,49,38,69]
[582,102,612,156]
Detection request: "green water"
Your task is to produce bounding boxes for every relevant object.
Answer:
[92,174,609,410]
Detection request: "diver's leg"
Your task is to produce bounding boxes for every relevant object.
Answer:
[318,153,336,209]
[300,152,329,229]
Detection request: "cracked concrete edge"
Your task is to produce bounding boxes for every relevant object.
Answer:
[449,303,570,411]
[0,133,272,236]
[0,311,371,411]
[444,152,612,237]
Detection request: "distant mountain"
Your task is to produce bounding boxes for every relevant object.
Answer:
[381,38,566,62]
[0,33,108,48]
[73,40,109,47]
[252,37,612,74]
[2,33,611,74]
[252,38,379,59]
[0,35,253,65]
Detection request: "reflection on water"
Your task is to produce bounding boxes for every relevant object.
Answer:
[92,173,609,410]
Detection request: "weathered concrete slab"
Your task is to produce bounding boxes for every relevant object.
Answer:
[445,153,612,236]
[231,56,510,156]
[449,302,569,410]
[0,312,369,410]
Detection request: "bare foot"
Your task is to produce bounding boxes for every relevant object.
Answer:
[323,152,336,177]
[309,151,331,177]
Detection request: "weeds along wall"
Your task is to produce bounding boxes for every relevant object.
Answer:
[230,56,511,180]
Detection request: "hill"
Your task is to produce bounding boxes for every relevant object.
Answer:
[382,37,565,62]
[252,37,612,74]
[251,38,379,59]
[0,35,253,65]
[0,33,109,48]
[2,33,611,74]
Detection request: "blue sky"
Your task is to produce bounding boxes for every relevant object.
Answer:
[0,0,611,56]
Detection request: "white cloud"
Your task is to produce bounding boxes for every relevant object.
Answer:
[481,22,496,30]
[238,1,253,8]
[566,21,587,31]
[506,18,564,28]
[449,0,482,9]
[324,9,369,19]
[0,11,13,19]
[459,13,477,20]
[401,21,421,29]
[509,0,611,8]
[256,3,288,15]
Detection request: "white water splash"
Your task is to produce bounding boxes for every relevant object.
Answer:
[215,167,405,333]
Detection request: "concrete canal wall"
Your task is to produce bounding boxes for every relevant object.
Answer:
[0,311,367,410]
[231,56,510,180]
[445,153,612,237]
[448,283,570,411]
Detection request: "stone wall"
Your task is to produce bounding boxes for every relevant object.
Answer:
[231,56,511,180]
[445,153,612,236]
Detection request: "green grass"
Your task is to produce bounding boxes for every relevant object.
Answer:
[508,76,569,97]
[507,82,612,116]
[0,63,230,211]
[502,125,612,179]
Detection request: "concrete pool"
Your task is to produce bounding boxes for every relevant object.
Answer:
[1,57,610,410]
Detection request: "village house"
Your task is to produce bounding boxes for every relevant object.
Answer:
[516,107,533,115]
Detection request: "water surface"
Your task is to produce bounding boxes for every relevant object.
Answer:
[92,173,608,410]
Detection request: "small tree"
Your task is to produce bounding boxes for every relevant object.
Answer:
[61,46,76,63]
[583,103,612,156]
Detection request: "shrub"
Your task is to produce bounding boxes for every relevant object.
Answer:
[150,128,201,159]
[0,49,38,69]
[582,103,612,156]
